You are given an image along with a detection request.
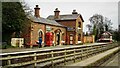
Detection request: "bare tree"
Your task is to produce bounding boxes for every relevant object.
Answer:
[104,17,113,31]
[89,14,104,28]
[86,24,92,34]
[89,14,104,40]
[89,14,113,41]
[21,1,33,16]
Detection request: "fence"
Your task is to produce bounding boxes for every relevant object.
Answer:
[0,43,119,67]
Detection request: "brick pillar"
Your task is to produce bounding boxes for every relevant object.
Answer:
[59,32,62,45]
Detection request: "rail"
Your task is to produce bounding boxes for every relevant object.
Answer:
[0,43,119,67]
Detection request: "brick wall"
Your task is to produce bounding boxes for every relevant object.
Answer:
[57,20,76,27]
[31,22,46,45]
[66,31,76,44]
[46,25,66,45]
[56,17,84,44]
[31,22,67,46]
[76,17,83,44]
[83,35,95,43]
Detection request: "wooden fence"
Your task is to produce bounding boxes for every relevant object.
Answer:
[0,43,119,67]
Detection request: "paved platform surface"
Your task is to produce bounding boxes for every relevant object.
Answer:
[1,43,106,53]
[65,47,119,66]
[101,52,120,66]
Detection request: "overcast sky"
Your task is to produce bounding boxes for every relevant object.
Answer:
[23,0,119,32]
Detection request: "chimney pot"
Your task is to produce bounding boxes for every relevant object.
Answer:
[73,10,76,12]
[72,9,78,14]
[55,8,58,11]
[36,5,38,7]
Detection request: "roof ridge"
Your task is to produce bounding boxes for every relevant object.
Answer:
[47,14,83,21]
[48,14,80,16]
[28,14,65,27]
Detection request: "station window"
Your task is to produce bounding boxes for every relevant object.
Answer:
[78,22,81,27]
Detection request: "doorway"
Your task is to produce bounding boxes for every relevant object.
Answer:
[38,29,44,43]
[39,31,43,37]
[55,29,61,45]
[56,33,60,45]
[70,34,73,45]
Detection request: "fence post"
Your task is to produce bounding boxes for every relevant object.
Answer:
[98,45,101,53]
[73,48,76,63]
[34,53,37,67]
[7,55,11,65]
[91,46,94,56]
[64,49,66,65]
[51,51,54,67]
[101,45,103,52]
[106,44,109,50]
[105,44,107,51]
[97,45,100,53]
[86,47,89,58]
[81,49,83,60]
[94,46,97,54]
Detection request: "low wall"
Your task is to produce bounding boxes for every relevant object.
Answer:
[83,35,95,43]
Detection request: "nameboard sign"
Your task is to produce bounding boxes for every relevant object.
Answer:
[46,26,51,31]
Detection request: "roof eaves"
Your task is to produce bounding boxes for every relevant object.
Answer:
[80,14,84,22]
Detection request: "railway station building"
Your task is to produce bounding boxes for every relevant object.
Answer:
[23,5,84,47]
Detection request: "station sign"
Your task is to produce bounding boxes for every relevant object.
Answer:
[46,26,51,31]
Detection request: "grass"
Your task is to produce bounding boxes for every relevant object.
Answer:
[0,44,16,49]
[76,43,83,45]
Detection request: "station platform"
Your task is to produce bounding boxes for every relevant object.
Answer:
[1,43,106,53]
[65,46,119,66]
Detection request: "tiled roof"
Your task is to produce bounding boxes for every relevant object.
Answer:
[28,15,64,27]
[102,31,112,35]
[47,14,84,22]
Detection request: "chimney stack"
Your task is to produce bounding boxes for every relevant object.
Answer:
[34,5,40,18]
[72,9,78,14]
[54,8,60,19]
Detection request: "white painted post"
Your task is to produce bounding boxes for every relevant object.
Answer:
[8,55,11,65]
[51,51,54,67]
[34,53,37,67]
[59,32,62,45]
[73,49,76,63]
